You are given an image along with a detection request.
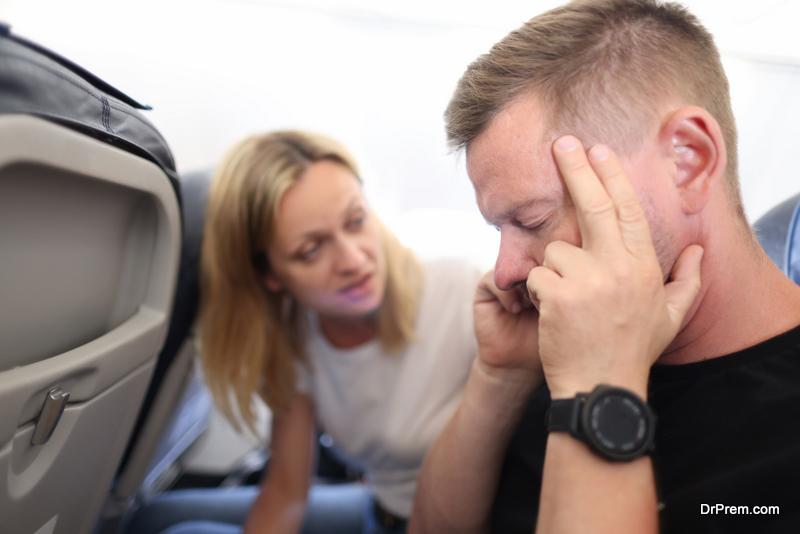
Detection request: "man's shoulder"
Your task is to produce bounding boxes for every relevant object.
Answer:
[651,322,800,386]
[650,323,800,533]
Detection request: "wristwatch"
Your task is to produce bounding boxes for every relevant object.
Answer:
[546,385,656,461]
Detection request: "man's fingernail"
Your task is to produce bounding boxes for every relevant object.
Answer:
[589,144,610,162]
[554,136,580,152]
[511,302,521,313]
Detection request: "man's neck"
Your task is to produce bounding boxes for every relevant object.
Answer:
[659,220,800,365]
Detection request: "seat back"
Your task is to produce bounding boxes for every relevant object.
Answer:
[107,170,215,516]
[0,28,181,534]
[753,192,800,284]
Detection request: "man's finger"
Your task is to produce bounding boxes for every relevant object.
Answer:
[553,136,622,253]
[587,144,655,259]
[526,265,563,309]
[664,244,704,330]
[541,240,589,279]
[476,270,529,313]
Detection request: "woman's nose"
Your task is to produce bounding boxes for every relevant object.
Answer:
[334,235,366,273]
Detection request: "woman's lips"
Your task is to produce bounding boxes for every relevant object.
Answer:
[339,274,373,299]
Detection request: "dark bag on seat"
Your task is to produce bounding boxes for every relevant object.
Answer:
[0,21,180,196]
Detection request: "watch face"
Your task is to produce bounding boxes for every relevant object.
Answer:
[584,388,653,461]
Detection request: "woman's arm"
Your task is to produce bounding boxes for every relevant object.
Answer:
[244,393,316,534]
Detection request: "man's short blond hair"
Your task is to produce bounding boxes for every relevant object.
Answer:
[446,0,743,219]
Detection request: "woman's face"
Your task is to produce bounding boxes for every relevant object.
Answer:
[263,159,386,319]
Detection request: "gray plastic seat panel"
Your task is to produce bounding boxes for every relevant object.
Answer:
[0,115,180,534]
[0,362,154,534]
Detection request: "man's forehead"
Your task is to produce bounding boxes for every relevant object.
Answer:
[466,96,561,206]
[468,96,555,167]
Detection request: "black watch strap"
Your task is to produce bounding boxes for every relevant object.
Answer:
[546,395,584,435]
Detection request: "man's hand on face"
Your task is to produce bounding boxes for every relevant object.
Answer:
[474,269,542,384]
[527,136,704,400]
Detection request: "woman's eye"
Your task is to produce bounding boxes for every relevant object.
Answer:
[298,243,320,261]
[347,214,365,230]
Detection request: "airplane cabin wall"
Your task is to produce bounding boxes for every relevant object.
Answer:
[2,0,799,269]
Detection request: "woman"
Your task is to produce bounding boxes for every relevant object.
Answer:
[129,131,480,534]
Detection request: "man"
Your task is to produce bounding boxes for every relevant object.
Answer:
[409,1,800,533]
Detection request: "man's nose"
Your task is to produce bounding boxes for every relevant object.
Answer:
[493,230,538,291]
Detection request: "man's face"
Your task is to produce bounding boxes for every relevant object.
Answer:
[467,94,677,295]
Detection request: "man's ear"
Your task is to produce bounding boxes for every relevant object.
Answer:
[660,106,727,215]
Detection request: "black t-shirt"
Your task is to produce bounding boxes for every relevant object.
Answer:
[490,325,800,533]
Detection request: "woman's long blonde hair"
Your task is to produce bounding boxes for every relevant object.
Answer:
[200,130,422,433]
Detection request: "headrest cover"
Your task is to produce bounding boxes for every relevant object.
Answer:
[753,192,800,283]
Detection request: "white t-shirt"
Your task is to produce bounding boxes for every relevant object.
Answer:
[294,258,481,517]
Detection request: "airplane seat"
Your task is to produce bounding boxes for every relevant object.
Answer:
[0,25,186,534]
[752,192,800,283]
[102,169,216,532]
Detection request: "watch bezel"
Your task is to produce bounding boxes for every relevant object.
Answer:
[580,385,655,462]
